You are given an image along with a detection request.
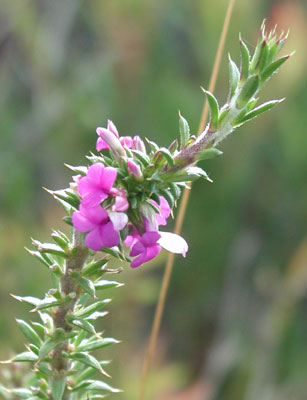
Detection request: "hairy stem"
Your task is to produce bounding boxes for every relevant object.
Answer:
[51,230,88,399]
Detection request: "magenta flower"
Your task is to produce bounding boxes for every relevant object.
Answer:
[151,196,171,226]
[78,163,117,208]
[96,120,132,153]
[130,231,162,268]
[72,204,127,251]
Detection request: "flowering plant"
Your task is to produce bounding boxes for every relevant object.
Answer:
[0,22,291,399]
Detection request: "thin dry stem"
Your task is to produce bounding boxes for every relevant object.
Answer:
[137,1,236,399]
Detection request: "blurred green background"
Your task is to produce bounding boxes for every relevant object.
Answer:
[0,0,306,399]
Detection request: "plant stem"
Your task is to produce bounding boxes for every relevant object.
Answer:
[52,230,88,399]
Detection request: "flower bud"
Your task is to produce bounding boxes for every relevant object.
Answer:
[132,135,146,153]
[96,127,126,158]
[127,159,143,181]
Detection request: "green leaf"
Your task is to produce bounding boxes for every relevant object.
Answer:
[0,351,39,363]
[72,380,121,393]
[145,138,159,153]
[72,273,96,298]
[235,99,284,124]
[260,54,290,83]
[228,55,240,98]
[51,377,66,400]
[31,297,64,312]
[25,248,54,269]
[239,36,250,80]
[68,317,97,335]
[69,352,110,377]
[51,231,70,252]
[31,240,68,258]
[94,280,123,290]
[7,389,34,399]
[50,189,80,210]
[236,75,260,109]
[16,319,42,347]
[158,188,175,208]
[39,337,62,360]
[0,384,11,399]
[155,148,174,167]
[77,337,119,352]
[131,150,150,167]
[11,295,41,307]
[168,182,181,200]
[81,259,108,277]
[74,299,111,319]
[178,112,190,148]
[197,147,223,161]
[64,164,88,175]
[201,88,219,131]
[257,40,269,72]
[168,138,178,154]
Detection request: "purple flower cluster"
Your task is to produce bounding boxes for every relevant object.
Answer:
[72,121,188,268]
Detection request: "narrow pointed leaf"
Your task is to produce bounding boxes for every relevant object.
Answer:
[39,337,61,360]
[236,75,260,109]
[74,299,111,319]
[51,377,66,400]
[16,319,42,347]
[239,36,250,80]
[94,280,123,290]
[197,148,223,161]
[178,112,190,148]
[260,54,290,83]
[158,188,175,208]
[69,352,110,377]
[82,259,108,277]
[156,148,174,166]
[228,55,240,98]
[72,273,96,298]
[131,150,150,166]
[201,89,219,131]
[77,337,119,352]
[236,99,284,124]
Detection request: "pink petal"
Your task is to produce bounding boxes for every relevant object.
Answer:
[107,120,119,137]
[158,232,188,257]
[99,221,120,248]
[108,211,128,231]
[141,231,161,247]
[81,191,108,208]
[80,204,108,224]
[120,136,133,148]
[86,163,105,183]
[72,211,97,233]
[144,244,161,263]
[96,137,109,151]
[85,227,105,251]
[78,177,97,197]
[112,195,129,212]
[130,241,145,257]
[100,167,117,192]
[130,252,147,268]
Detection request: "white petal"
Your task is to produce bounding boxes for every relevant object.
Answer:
[108,211,128,231]
[157,232,188,257]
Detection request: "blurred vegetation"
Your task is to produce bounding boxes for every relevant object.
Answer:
[0,0,306,399]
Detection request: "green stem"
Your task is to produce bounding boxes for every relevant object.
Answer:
[51,230,88,400]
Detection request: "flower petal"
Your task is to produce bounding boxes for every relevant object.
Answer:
[144,244,161,263]
[107,120,119,137]
[81,190,108,208]
[141,231,161,247]
[100,166,117,192]
[130,252,147,268]
[80,204,108,224]
[85,227,104,251]
[108,211,128,231]
[72,211,96,233]
[158,232,188,257]
[130,240,145,257]
[99,221,120,248]
[96,137,109,151]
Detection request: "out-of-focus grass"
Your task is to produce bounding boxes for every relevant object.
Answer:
[0,0,306,399]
